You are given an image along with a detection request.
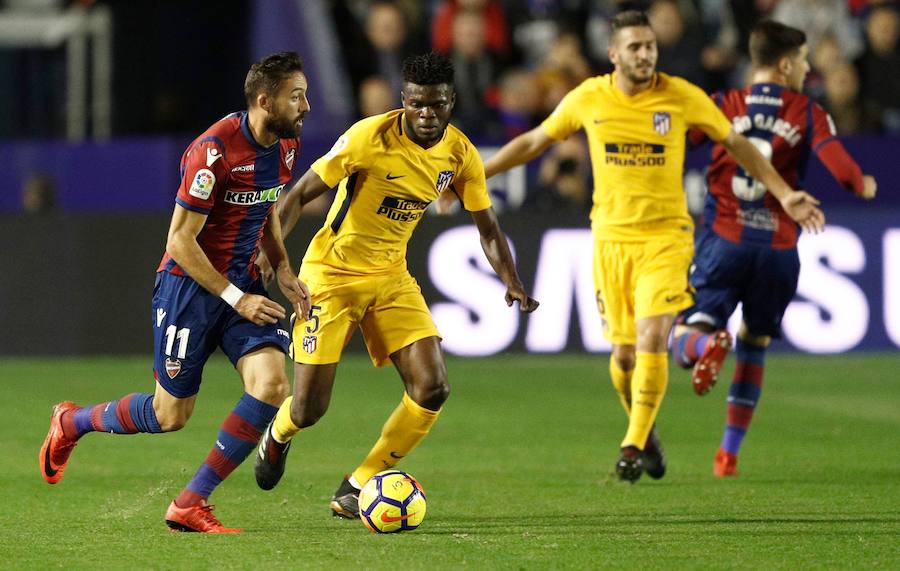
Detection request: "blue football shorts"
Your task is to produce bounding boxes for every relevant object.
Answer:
[151,271,290,398]
[679,230,800,338]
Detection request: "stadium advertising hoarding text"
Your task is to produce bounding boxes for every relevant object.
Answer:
[417,209,900,355]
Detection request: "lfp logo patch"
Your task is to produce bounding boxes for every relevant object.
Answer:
[189,168,216,199]
[653,112,671,136]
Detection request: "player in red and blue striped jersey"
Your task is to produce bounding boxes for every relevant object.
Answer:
[671,21,877,477]
[39,52,312,532]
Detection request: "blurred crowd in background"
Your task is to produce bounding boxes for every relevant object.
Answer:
[2,0,898,215]
[333,0,900,139]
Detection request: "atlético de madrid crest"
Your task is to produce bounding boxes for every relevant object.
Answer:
[436,170,454,193]
[653,112,671,135]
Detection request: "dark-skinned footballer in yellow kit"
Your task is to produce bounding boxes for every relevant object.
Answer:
[253,51,539,518]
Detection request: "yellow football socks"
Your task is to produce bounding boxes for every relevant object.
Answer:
[271,396,300,443]
[351,392,440,486]
[622,351,668,450]
[609,358,633,416]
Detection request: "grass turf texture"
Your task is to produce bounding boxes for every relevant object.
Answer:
[2,353,898,569]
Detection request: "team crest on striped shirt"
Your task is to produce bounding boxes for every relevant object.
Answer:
[435,170,454,193]
[653,112,671,135]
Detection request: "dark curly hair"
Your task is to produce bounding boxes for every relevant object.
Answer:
[244,51,304,107]
[402,52,454,87]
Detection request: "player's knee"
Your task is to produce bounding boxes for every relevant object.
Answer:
[290,396,328,428]
[411,373,450,411]
[612,347,636,372]
[255,375,290,405]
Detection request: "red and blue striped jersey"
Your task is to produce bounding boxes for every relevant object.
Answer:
[699,83,863,249]
[157,112,300,287]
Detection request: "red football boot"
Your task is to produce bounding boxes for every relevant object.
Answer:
[165,500,242,533]
[39,401,80,484]
[713,448,738,477]
[692,330,732,395]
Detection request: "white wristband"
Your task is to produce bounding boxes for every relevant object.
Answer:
[220,283,244,308]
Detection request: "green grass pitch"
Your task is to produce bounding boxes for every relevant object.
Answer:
[2,353,898,569]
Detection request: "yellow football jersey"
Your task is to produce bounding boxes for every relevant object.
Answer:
[541,72,732,240]
[303,110,492,276]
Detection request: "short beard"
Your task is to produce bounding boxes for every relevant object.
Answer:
[622,63,654,85]
[264,113,300,139]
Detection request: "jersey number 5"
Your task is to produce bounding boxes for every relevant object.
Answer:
[731,136,773,201]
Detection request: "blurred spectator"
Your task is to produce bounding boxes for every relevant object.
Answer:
[432,0,512,57]
[823,62,862,134]
[358,75,396,118]
[506,0,590,68]
[648,0,708,88]
[496,68,541,138]
[772,0,864,61]
[856,7,900,133]
[338,0,422,104]
[21,172,57,215]
[806,34,844,101]
[524,135,591,213]
[534,33,592,117]
[448,10,504,136]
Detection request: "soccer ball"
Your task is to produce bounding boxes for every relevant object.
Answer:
[358,470,427,533]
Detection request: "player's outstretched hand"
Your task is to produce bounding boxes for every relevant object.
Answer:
[235,293,286,326]
[505,285,539,313]
[256,252,274,284]
[276,264,311,320]
[780,190,825,234]
[861,175,877,200]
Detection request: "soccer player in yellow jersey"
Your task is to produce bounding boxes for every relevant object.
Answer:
[478,11,825,483]
[253,52,539,516]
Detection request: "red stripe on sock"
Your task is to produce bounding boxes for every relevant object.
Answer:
[115,394,139,433]
[734,362,764,386]
[90,405,105,432]
[221,413,263,442]
[204,448,239,481]
[726,404,754,429]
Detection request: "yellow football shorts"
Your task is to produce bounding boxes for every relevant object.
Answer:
[290,270,440,367]
[593,234,694,345]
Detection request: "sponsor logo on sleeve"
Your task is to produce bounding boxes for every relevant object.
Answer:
[189,169,216,199]
[324,135,348,160]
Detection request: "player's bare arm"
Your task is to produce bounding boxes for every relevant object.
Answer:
[470,207,539,313]
[483,126,558,179]
[279,169,332,237]
[721,130,826,233]
[166,204,286,326]
[258,208,311,319]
